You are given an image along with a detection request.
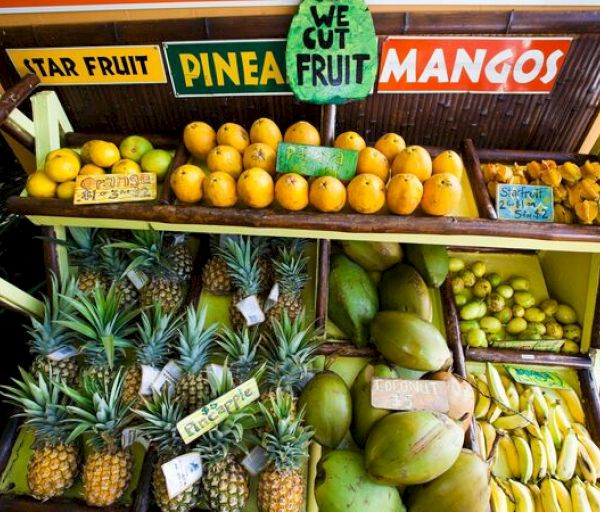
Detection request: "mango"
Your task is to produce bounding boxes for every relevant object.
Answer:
[380,264,433,322]
[341,241,402,271]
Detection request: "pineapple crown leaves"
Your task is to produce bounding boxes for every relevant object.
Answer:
[134,389,185,454]
[61,370,134,451]
[99,234,132,280]
[0,368,74,445]
[135,304,181,367]
[48,228,103,271]
[216,236,262,297]
[193,411,249,464]
[216,326,262,385]
[175,302,218,375]
[273,246,309,296]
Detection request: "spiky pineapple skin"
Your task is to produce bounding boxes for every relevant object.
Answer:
[153,454,199,512]
[258,468,305,512]
[264,295,304,332]
[203,456,249,512]
[141,278,186,313]
[31,355,78,387]
[122,365,142,405]
[78,271,109,296]
[203,256,232,295]
[114,278,139,308]
[81,366,114,387]
[258,257,272,294]
[27,442,79,501]
[83,449,133,507]
[170,245,194,282]
[174,372,206,414]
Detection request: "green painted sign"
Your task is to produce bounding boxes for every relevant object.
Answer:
[163,39,290,97]
[277,142,358,180]
[286,0,378,104]
[491,339,564,353]
[506,366,570,390]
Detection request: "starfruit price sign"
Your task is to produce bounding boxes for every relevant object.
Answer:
[286,0,378,104]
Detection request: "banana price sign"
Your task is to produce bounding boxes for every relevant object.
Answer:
[378,37,572,94]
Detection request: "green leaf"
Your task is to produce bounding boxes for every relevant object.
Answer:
[102,335,115,370]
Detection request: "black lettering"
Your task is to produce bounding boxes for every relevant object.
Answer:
[337,5,349,26]
[31,58,48,77]
[60,57,78,76]
[317,29,334,50]
[310,5,335,27]
[113,56,130,76]
[312,55,327,86]
[136,55,149,75]
[296,54,311,86]
[335,28,349,49]
[47,59,65,77]
[345,54,350,84]
[83,56,97,75]
[98,56,114,75]
[352,54,370,84]
[23,59,37,75]
[303,27,316,50]
[327,54,343,86]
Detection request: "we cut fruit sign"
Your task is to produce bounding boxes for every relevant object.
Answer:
[378,37,572,94]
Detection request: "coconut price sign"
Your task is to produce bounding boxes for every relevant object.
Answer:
[285,0,378,104]
[371,379,450,412]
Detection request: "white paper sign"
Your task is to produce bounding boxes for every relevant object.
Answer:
[263,283,279,312]
[236,295,265,326]
[126,269,149,290]
[121,428,150,450]
[242,446,269,476]
[140,365,161,395]
[47,345,79,361]
[162,452,203,500]
[152,360,183,394]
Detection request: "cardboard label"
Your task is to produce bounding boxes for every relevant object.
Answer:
[164,39,290,97]
[74,173,157,205]
[47,345,78,361]
[286,0,378,104]
[177,378,260,445]
[242,446,269,476]
[236,295,265,326]
[263,283,279,312]
[121,428,150,450]
[7,46,166,85]
[378,37,571,94]
[276,142,358,180]
[127,269,149,290]
[161,452,203,500]
[152,360,183,394]
[506,366,570,390]
[140,365,161,395]
[491,339,564,353]
[371,378,450,412]
[496,184,554,222]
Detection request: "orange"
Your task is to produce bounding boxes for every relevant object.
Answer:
[183,121,216,160]
[170,164,205,204]
[391,145,432,182]
[204,171,238,207]
[386,173,424,215]
[217,122,250,154]
[243,143,276,175]
[112,158,142,174]
[237,167,274,209]
[421,173,462,216]
[347,173,386,214]
[284,121,321,146]
[79,140,95,163]
[309,176,346,213]
[250,117,283,151]
[88,140,120,168]
[334,131,366,151]
[26,171,57,198]
[207,145,243,178]
[79,164,105,175]
[56,181,76,200]
[46,148,80,163]
[432,150,464,180]
[356,147,390,182]
[275,173,309,211]
[44,154,80,182]
[375,133,406,162]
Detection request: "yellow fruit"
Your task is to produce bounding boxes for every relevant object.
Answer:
[487,181,498,198]
[391,146,432,182]
[527,161,543,179]
[88,140,120,168]
[580,178,600,200]
[170,164,205,204]
[554,204,574,224]
[334,131,366,151]
[495,165,514,183]
[207,145,243,178]
[56,181,76,200]
[203,171,237,207]
[275,173,309,211]
[26,171,57,198]
[356,147,390,182]
[421,173,462,216]
[46,148,80,163]
[183,121,217,159]
[386,173,424,215]
[243,143,276,175]
[560,162,582,184]
[217,123,250,154]
[44,154,81,182]
[80,141,94,163]
[347,173,386,214]
[250,117,283,151]
[309,176,346,212]
[582,160,600,180]
[540,167,562,187]
[237,167,274,208]
[111,159,141,175]
[374,133,406,162]
[575,199,598,224]
[79,164,105,176]
[432,150,464,180]
[284,121,321,146]
[482,163,499,183]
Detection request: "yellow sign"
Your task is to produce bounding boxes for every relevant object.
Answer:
[177,378,260,445]
[7,45,166,85]
[73,173,157,205]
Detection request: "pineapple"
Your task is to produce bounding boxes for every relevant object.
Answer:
[217,236,264,330]
[28,273,80,386]
[168,234,194,282]
[216,325,262,385]
[62,371,133,507]
[65,227,109,295]
[135,391,198,512]
[202,235,233,295]
[174,302,218,414]
[252,236,273,293]
[123,305,180,404]
[0,368,79,501]
[257,390,313,512]
[100,235,139,308]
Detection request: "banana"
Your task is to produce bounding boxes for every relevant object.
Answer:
[576,428,600,476]
[480,421,497,458]
[492,478,511,512]
[555,401,573,433]
[494,409,535,431]
[573,423,592,439]
[531,387,549,423]
[524,403,543,439]
[558,387,586,424]
[474,375,492,419]
[531,437,548,481]
[547,403,564,448]
[541,478,562,512]
[497,477,516,501]
[510,479,536,512]
[585,483,600,512]
[513,428,529,440]
[572,478,593,512]
[487,363,512,410]
[520,388,534,414]
[514,435,534,483]
[527,484,544,512]
[578,441,598,483]
[556,429,579,481]
[475,420,486,458]
[541,424,558,476]
[489,403,504,423]
[551,479,573,512]
[501,435,522,479]
[505,379,521,411]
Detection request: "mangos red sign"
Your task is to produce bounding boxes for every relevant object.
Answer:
[378,37,572,94]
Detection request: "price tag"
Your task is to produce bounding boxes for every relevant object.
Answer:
[127,269,149,290]
[74,172,157,205]
[140,365,161,395]
[496,184,554,223]
[263,283,279,312]
[121,428,150,450]
[371,378,450,412]
[47,345,79,361]
[161,452,203,500]
[491,339,564,353]
[152,360,183,394]
[242,446,269,476]
[506,366,570,390]
[236,295,265,326]
[276,143,358,180]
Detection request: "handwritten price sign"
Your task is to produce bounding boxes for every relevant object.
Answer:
[496,184,554,222]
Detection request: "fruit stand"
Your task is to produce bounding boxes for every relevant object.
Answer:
[1,2,600,512]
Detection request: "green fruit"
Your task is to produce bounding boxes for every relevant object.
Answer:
[299,371,351,448]
[405,244,449,288]
[540,298,559,316]
[486,273,502,288]
[510,276,530,291]
[119,135,153,162]
[480,316,502,334]
[454,293,468,307]
[451,277,465,294]
[496,284,514,299]
[459,320,479,334]
[470,261,486,278]
[514,291,535,308]
[460,301,486,321]
[473,279,492,298]
[564,324,582,341]
[555,304,577,324]
[519,330,541,340]
[365,411,463,486]
[448,257,465,273]
[326,319,348,340]
[466,329,487,348]
[487,293,505,313]
[524,307,545,323]
[459,270,476,288]
[494,306,513,324]
[315,450,406,512]
[488,328,507,342]
[506,317,528,334]
[562,341,580,354]
[369,271,382,285]
[380,264,433,322]
[341,241,402,272]
[529,322,546,335]
[140,148,172,181]
[328,254,379,347]
[462,288,473,301]
[370,312,452,372]
[512,305,525,318]
[545,321,563,339]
